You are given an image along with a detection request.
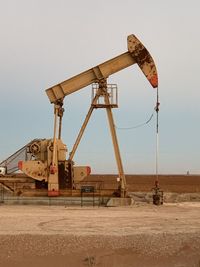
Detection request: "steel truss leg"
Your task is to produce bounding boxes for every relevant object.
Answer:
[104,93,126,197]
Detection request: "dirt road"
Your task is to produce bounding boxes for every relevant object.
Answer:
[0,203,200,266]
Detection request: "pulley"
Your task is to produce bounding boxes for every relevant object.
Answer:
[29,142,40,155]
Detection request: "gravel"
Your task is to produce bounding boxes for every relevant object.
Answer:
[0,203,200,266]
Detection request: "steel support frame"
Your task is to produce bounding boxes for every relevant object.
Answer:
[69,79,127,197]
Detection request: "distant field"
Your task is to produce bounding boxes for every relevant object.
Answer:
[85,174,200,193]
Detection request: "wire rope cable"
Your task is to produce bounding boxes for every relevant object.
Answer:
[114,87,160,186]
[114,109,155,130]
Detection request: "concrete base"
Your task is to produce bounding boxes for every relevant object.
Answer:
[106,197,134,207]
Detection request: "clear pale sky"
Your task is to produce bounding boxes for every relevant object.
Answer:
[0,0,200,174]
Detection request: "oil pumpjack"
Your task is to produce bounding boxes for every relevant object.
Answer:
[2,34,158,197]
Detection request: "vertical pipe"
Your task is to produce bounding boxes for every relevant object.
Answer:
[52,105,58,166]
[155,87,159,183]
[58,116,62,140]
[156,132,159,179]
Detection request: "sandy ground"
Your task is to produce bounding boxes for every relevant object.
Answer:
[0,203,200,267]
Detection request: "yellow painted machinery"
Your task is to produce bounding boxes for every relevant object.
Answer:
[18,139,91,195]
[1,34,158,197]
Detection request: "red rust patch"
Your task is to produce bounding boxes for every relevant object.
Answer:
[50,165,57,174]
[149,74,158,88]
[87,166,91,176]
[18,161,23,170]
[48,190,59,197]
